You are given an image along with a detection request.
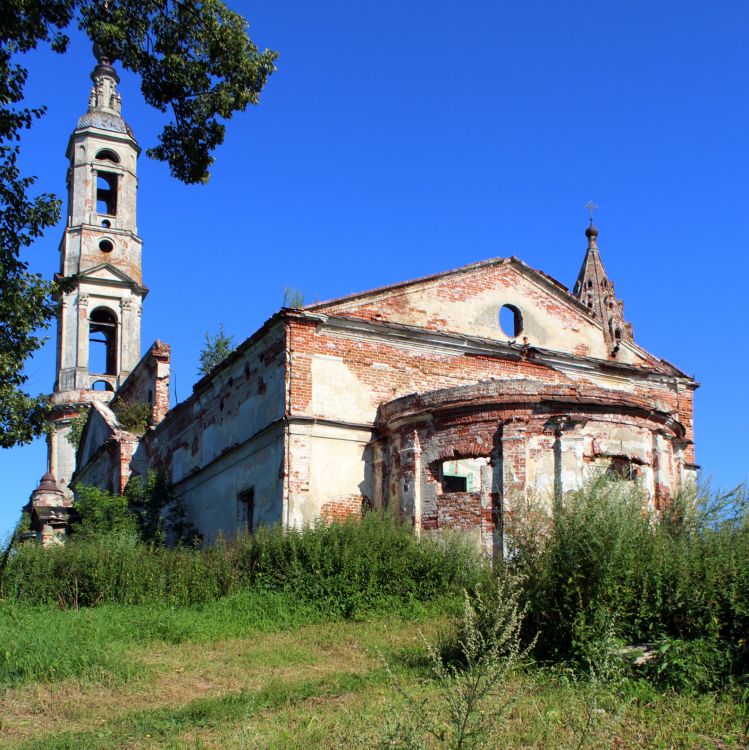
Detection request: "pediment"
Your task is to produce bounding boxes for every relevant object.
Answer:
[307,257,676,372]
[309,258,621,362]
[78,263,138,286]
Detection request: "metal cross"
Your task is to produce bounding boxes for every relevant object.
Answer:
[585,201,599,223]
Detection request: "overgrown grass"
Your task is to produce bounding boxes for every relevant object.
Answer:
[508,477,749,690]
[3,479,749,702]
[0,590,462,690]
[0,511,473,690]
[0,590,323,688]
[1,511,480,614]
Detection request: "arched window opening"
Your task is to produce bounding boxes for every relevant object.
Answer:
[89,307,118,375]
[95,149,120,164]
[499,304,523,338]
[96,172,117,216]
[92,380,114,392]
[147,389,153,405]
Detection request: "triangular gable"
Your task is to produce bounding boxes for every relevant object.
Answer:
[77,400,122,468]
[78,263,138,286]
[307,257,679,372]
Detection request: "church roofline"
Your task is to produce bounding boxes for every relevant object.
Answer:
[304,310,694,382]
[56,266,149,297]
[305,256,582,314]
[304,253,684,376]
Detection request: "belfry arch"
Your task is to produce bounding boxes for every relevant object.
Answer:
[88,307,118,375]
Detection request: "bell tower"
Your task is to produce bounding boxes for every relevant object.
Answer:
[46,53,146,498]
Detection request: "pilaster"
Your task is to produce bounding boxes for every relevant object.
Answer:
[398,429,422,535]
[76,292,89,373]
[501,419,528,510]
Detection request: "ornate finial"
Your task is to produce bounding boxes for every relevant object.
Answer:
[584,201,599,243]
[87,50,121,114]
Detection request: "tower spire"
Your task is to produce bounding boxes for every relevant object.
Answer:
[572,213,633,353]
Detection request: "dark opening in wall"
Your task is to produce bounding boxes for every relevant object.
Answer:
[99,239,114,253]
[237,488,255,533]
[499,304,523,337]
[89,307,118,375]
[438,457,487,493]
[442,475,468,493]
[96,172,117,215]
[96,149,120,164]
[606,457,640,481]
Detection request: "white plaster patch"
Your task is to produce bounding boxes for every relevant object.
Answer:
[311,354,375,423]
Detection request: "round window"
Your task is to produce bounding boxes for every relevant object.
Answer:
[99,239,114,253]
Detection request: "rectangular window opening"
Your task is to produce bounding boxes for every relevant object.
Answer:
[237,489,255,534]
[442,475,468,493]
[96,172,118,216]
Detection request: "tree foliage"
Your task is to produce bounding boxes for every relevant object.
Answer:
[65,406,90,450]
[198,323,233,375]
[0,0,277,447]
[72,484,139,539]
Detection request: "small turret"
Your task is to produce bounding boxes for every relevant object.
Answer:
[572,217,633,354]
[27,472,72,546]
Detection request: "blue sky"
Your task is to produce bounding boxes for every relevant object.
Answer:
[2,0,748,537]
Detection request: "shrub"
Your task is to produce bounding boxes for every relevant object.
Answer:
[641,637,733,694]
[72,485,139,539]
[112,400,151,434]
[509,476,749,690]
[65,406,90,449]
[382,575,531,749]
[0,511,482,616]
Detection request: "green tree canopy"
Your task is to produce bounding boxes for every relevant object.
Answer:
[198,323,234,376]
[0,0,277,448]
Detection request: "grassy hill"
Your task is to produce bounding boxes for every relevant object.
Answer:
[1,480,748,748]
[0,598,745,749]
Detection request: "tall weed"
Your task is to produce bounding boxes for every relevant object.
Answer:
[1,511,480,617]
[509,477,749,689]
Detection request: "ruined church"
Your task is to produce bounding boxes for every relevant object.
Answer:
[26,57,698,555]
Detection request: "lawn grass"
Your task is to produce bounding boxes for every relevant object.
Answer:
[0,604,746,749]
[0,590,458,689]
